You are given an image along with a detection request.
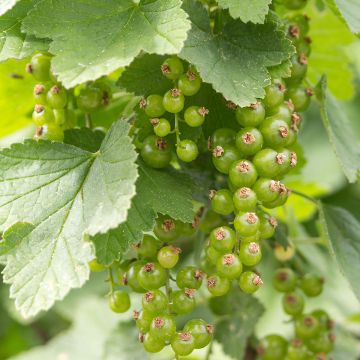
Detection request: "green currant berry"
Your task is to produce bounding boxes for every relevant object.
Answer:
[33,84,48,104]
[133,309,152,333]
[137,262,167,290]
[154,216,180,241]
[306,333,334,354]
[161,57,184,80]
[210,226,236,253]
[283,0,307,10]
[253,178,280,203]
[76,86,102,112]
[140,95,165,118]
[259,213,278,239]
[171,332,195,356]
[274,100,295,123]
[89,259,106,272]
[257,334,288,360]
[212,145,241,174]
[260,117,291,149]
[142,289,168,315]
[163,88,185,113]
[210,128,236,148]
[263,79,286,113]
[32,104,55,126]
[235,127,263,155]
[47,84,67,109]
[142,332,165,353]
[184,106,208,127]
[207,274,231,296]
[282,291,305,316]
[239,271,263,293]
[300,274,324,297]
[239,241,262,267]
[229,160,258,188]
[150,117,171,137]
[233,187,257,212]
[178,68,202,96]
[272,268,298,293]
[109,291,130,313]
[288,54,308,84]
[125,260,146,293]
[287,339,308,360]
[36,124,64,142]
[137,235,161,260]
[171,289,196,315]
[184,319,214,349]
[234,212,260,237]
[177,139,199,162]
[209,189,234,216]
[27,53,51,82]
[216,253,242,279]
[176,266,204,290]
[311,310,333,331]
[296,37,312,57]
[236,101,265,127]
[295,315,321,340]
[286,86,313,112]
[149,315,176,341]
[157,245,181,269]
[263,183,289,209]
[141,135,172,169]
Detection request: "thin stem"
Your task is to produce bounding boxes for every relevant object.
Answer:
[85,113,93,128]
[174,113,181,145]
[108,267,116,294]
[205,339,214,360]
[288,189,319,205]
[165,269,172,312]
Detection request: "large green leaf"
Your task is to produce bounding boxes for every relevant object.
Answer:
[180,1,294,107]
[217,0,271,24]
[0,120,138,317]
[0,0,48,62]
[319,203,360,303]
[327,0,360,35]
[316,76,360,183]
[22,0,190,88]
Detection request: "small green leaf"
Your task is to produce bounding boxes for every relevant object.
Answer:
[213,288,265,359]
[0,120,138,317]
[180,1,294,106]
[217,0,272,24]
[319,203,360,302]
[316,76,360,183]
[22,0,191,88]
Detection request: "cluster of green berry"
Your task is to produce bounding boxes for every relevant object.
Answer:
[257,268,335,360]
[138,57,207,168]
[27,52,112,141]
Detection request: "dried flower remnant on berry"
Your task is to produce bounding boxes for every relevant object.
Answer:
[246,212,258,224]
[237,161,250,173]
[212,146,224,157]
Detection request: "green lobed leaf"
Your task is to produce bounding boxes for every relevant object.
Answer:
[0,0,48,62]
[180,1,294,107]
[316,76,360,183]
[22,0,191,88]
[0,120,138,317]
[213,288,265,359]
[327,0,360,35]
[217,0,272,24]
[319,203,360,303]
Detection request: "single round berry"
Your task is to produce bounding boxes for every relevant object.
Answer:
[306,332,334,354]
[161,57,184,80]
[149,315,176,341]
[36,124,64,142]
[163,88,185,113]
[171,289,196,315]
[233,187,257,212]
[272,268,298,292]
[178,68,202,96]
[274,243,296,262]
[295,315,321,340]
[142,333,165,353]
[212,145,241,174]
[210,128,236,148]
[171,332,195,356]
[274,100,294,123]
[282,291,305,316]
[263,183,289,208]
[260,117,291,149]
[235,127,264,155]
[234,212,260,237]
[140,94,165,117]
[286,86,313,112]
[288,54,308,84]
[239,271,263,293]
[184,106,209,127]
[133,309,152,333]
[137,235,160,260]
[142,289,168,315]
[28,53,52,81]
[210,189,234,216]
[33,84,48,105]
[216,253,242,279]
[47,85,67,109]
[109,291,130,313]
[176,266,204,290]
[154,216,180,241]
[177,139,199,162]
[76,86,102,112]
[253,178,280,203]
[286,339,308,360]
[89,259,106,272]
[228,160,258,188]
[184,319,213,349]
[157,245,181,269]
[125,260,146,293]
[257,334,288,360]
[263,79,286,113]
[150,117,171,137]
[253,148,290,178]
[259,213,278,239]
[32,104,55,126]
[210,226,236,253]
[136,262,167,290]
[311,309,332,330]
[207,274,231,296]
[300,273,324,297]
[141,135,172,169]
[236,101,265,127]
[239,242,262,267]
